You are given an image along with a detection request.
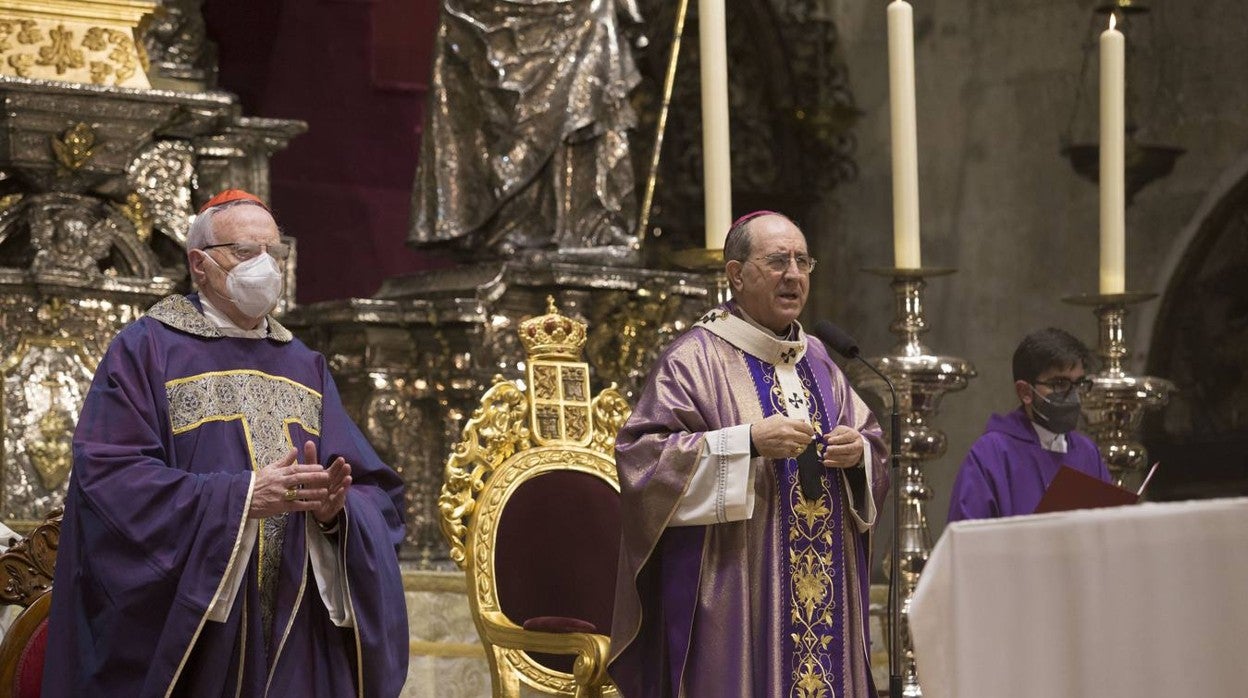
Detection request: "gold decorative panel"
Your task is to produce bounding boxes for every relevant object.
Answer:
[527,361,592,446]
[0,1,158,88]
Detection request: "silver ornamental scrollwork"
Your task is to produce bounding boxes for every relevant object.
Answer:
[1,339,96,523]
[2,193,163,281]
[585,290,687,400]
[363,376,445,564]
[0,76,302,534]
[125,139,196,248]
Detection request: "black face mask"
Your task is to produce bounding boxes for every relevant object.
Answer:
[1030,387,1082,435]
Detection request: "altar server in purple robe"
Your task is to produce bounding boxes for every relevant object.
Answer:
[609,212,890,697]
[43,190,409,697]
[948,327,1111,522]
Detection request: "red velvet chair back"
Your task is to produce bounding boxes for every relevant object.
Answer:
[0,591,52,698]
[15,618,48,698]
[495,470,621,672]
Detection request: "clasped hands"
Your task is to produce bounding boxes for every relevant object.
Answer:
[750,415,863,469]
[248,440,353,525]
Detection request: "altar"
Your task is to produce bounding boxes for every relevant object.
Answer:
[910,498,1248,698]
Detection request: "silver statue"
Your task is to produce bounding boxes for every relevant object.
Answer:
[142,0,217,88]
[410,0,644,258]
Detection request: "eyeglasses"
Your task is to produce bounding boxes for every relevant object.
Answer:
[202,242,291,261]
[1031,376,1094,399]
[750,252,817,275]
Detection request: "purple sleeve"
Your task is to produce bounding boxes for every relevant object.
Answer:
[316,364,409,697]
[947,444,1000,523]
[71,325,252,610]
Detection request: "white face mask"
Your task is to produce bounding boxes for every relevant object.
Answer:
[206,252,284,318]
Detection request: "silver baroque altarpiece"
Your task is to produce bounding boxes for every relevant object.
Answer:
[0,65,304,530]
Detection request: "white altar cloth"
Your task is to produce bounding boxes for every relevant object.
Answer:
[910,497,1248,698]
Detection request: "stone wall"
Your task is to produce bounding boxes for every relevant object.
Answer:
[811,0,1248,541]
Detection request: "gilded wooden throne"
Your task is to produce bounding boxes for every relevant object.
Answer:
[439,298,630,697]
[0,508,61,698]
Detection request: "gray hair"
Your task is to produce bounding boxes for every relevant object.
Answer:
[723,218,753,263]
[186,209,216,251]
[723,212,798,263]
[185,199,273,252]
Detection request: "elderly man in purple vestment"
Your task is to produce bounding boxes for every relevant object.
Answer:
[42,190,409,697]
[609,211,890,697]
[947,327,1111,522]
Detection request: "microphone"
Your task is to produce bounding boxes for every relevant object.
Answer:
[812,320,861,360]
[811,319,904,698]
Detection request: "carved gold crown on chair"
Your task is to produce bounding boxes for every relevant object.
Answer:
[438,297,629,698]
[519,298,588,359]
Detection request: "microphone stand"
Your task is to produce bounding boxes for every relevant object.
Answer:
[850,354,903,698]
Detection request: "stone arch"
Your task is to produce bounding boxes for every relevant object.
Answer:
[1142,151,1248,499]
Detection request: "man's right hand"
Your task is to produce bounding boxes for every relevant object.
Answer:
[750,415,816,460]
[248,448,332,519]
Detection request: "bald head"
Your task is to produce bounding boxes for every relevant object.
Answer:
[723,211,798,265]
[723,213,811,333]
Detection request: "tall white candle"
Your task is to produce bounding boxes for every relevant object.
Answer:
[1099,14,1125,294]
[699,0,732,249]
[887,0,921,269]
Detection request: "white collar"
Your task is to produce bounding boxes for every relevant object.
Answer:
[199,295,269,339]
[738,307,799,340]
[1031,418,1068,454]
[695,305,806,367]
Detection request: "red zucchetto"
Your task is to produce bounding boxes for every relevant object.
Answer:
[198,189,269,213]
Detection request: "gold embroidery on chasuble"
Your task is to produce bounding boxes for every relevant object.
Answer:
[775,370,839,698]
[144,294,295,343]
[166,370,323,643]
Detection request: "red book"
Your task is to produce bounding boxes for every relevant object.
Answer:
[1033,466,1139,514]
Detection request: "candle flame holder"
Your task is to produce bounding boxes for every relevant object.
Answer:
[848,267,976,698]
[1063,292,1174,489]
[670,247,729,303]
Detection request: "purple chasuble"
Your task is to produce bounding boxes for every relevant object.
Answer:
[42,295,409,698]
[609,303,889,698]
[947,408,1111,522]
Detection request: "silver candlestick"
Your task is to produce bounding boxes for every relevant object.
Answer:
[671,247,730,303]
[1063,292,1174,490]
[847,267,976,698]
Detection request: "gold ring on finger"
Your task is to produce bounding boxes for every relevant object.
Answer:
[283,488,298,502]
